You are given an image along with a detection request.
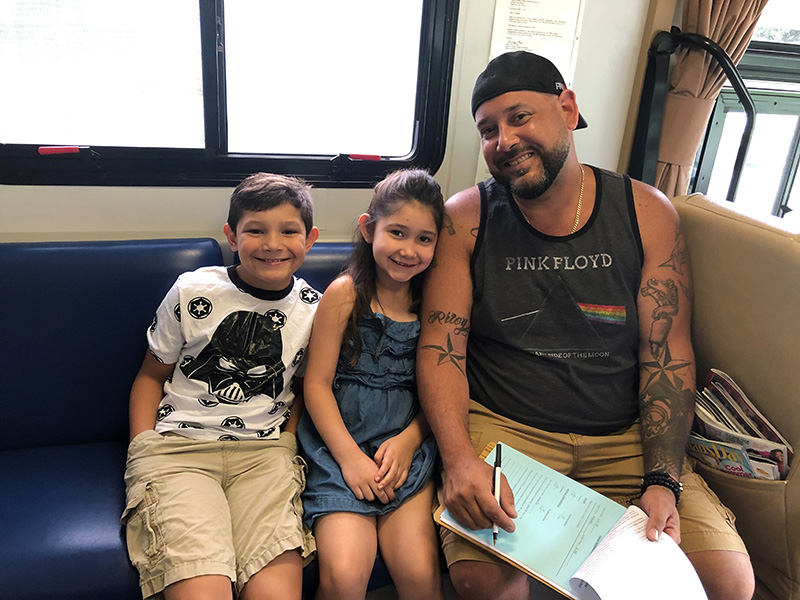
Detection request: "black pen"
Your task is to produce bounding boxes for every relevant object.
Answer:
[493,443,502,545]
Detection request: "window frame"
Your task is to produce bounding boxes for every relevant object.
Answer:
[0,0,460,188]
[693,41,800,218]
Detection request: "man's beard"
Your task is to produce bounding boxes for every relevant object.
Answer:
[491,134,571,200]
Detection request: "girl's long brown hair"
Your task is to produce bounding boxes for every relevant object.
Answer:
[340,169,444,364]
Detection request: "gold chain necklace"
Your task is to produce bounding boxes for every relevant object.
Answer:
[520,165,585,234]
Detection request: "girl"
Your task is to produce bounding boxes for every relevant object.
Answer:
[298,169,445,600]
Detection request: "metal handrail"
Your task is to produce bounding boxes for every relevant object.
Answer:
[631,27,755,203]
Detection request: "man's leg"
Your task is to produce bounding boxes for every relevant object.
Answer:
[575,425,754,600]
[687,550,754,600]
[436,401,576,600]
[678,468,754,600]
[449,560,531,600]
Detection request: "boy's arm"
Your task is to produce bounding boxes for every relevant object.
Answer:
[129,351,175,441]
[283,377,305,435]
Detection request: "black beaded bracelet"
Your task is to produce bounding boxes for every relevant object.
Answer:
[641,470,683,505]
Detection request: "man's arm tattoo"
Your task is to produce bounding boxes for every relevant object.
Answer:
[640,342,694,476]
[426,310,470,336]
[421,334,466,374]
[639,265,694,477]
[443,213,456,236]
[640,277,678,360]
[658,228,689,276]
[658,228,692,300]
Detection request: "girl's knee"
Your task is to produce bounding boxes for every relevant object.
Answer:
[317,561,372,599]
[392,566,443,600]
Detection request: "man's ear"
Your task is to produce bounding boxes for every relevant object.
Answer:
[305,226,320,251]
[358,213,373,243]
[223,223,238,252]
[558,89,581,131]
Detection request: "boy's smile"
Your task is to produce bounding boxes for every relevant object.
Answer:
[224,204,318,291]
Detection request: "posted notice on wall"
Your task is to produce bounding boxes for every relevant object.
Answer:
[489,0,584,86]
[475,0,585,184]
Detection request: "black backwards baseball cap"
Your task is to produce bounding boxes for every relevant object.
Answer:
[471,51,588,129]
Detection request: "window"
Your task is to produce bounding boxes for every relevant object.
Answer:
[692,0,800,219]
[0,0,459,187]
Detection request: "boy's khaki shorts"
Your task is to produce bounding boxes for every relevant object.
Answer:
[438,400,748,567]
[122,429,315,599]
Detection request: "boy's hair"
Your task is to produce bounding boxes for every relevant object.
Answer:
[343,168,445,363]
[227,173,314,234]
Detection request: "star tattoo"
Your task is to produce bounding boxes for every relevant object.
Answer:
[640,343,692,390]
[422,333,466,374]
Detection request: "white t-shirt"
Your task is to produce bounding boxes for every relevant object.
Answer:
[148,266,321,441]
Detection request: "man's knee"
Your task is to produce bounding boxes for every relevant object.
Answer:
[688,550,754,600]
[449,560,530,600]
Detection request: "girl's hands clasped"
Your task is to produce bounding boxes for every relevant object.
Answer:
[340,449,394,504]
[374,432,417,492]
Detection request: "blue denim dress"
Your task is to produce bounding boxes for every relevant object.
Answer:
[298,313,437,526]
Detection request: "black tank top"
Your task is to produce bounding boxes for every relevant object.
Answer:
[468,166,643,435]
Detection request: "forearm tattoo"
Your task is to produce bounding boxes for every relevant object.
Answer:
[426,310,470,336]
[421,333,466,374]
[638,230,695,476]
[640,277,678,360]
[639,349,695,476]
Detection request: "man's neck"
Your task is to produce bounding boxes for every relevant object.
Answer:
[515,162,590,236]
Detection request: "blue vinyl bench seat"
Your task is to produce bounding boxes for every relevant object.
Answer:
[0,238,375,600]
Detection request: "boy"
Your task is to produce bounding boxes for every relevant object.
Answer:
[122,173,320,600]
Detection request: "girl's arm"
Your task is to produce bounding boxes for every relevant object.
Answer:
[129,351,175,441]
[374,410,431,491]
[303,276,393,503]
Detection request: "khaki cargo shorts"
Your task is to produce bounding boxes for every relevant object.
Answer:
[122,429,315,598]
[437,400,748,567]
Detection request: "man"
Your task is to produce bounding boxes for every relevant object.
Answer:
[417,51,754,600]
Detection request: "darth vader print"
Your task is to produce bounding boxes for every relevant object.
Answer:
[180,310,286,405]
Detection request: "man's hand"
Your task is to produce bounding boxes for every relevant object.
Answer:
[443,454,517,532]
[639,484,681,544]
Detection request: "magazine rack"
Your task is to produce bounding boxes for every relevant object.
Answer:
[673,194,800,600]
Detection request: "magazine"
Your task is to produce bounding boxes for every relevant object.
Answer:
[691,369,792,479]
[709,382,763,438]
[706,369,794,461]
[746,452,781,480]
[686,433,759,479]
[696,389,748,435]
[435,442,707,600]
[693,398,787,479]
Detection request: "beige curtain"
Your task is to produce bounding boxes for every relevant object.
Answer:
[655,0,770,197]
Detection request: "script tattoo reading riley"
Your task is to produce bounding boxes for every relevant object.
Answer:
[427,310,470,336]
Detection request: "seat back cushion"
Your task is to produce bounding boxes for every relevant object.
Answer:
[0,239,223,451]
